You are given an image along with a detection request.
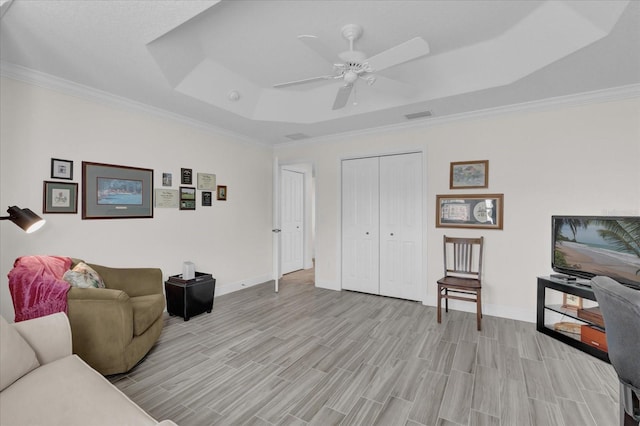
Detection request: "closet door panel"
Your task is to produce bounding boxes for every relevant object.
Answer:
[341,157,380,294]
[379,153,422,301]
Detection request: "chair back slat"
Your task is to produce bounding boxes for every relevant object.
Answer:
[443,236,484,280]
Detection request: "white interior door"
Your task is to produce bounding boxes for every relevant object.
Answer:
[379,153,422,301]
[341,157,380,294]
[281,169,304,274]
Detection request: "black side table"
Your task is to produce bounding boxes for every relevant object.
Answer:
[165,272,216,321]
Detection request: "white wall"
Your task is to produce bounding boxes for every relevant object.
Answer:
[0,77,274,320]
[275,98,640,322]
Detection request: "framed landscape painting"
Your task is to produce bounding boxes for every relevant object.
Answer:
[450,160,489,189]
[82,162,153,219]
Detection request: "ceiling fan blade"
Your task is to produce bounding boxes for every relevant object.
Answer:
[366,37,430,72]
[332,84,353,110]
[298,35,338,64]
[273,75,336,88]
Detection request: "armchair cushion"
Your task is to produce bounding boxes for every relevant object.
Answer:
[0,316,39,391]
[131,294,165,336]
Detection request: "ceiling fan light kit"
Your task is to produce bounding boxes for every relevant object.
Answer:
[273,23,430,110]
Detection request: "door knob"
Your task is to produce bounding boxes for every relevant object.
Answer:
[366,232,369,235]
[390,233,394,236]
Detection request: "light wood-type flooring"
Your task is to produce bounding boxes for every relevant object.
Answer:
[109,268,620,426]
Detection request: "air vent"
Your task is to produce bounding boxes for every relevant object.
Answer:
[404,110,433,120]
[285,133,310,140]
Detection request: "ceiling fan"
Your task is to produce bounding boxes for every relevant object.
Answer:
[273,24,430,110]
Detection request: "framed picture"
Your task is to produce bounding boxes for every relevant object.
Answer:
[217,185,227,201]
[181,168,193,185]
[562,293,583,311]
[162,172,172,187]
[450,160,489,189]
[197,173,216,190]
[154,189,179,208]
[51,158,73,180]
[180,186,196,210]
[436,193,504,229]
[202,191,212,206]
[43,181,78,213]
[82,161,153,219]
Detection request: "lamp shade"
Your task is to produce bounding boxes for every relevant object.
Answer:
[2,206,46,233]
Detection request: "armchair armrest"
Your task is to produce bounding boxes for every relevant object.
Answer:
[87,264,163,298]
[13,312,72,365]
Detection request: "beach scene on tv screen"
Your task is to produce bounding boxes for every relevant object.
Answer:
[554,218,640,283]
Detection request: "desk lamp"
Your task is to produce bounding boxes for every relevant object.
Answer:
[0,206,46,233]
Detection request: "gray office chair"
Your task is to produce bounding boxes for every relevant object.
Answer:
[591,276,640,426]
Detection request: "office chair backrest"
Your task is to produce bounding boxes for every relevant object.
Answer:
[591,275,640,391]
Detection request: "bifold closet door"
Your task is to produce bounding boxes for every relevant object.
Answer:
[379,153,422,301]
[341,157,380,294]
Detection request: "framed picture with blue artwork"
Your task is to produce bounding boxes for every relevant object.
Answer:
[82,161,153,219]
[450,160,489,189]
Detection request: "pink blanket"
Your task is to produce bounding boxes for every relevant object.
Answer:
[8,255,72,322]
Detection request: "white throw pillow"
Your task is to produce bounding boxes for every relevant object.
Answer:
[0,315,40,391]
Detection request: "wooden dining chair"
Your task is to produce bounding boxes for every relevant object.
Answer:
[437,235,484,330]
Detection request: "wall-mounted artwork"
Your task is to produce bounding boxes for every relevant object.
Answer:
[51,158,73,180]
[181,168,192,185]
[43,181,78,213]
[162,172,172,187]
[82,161,153,219]
[450,160,489,189]
[197,173,216,191]
[202,191,212,206]
[436,193,503,229]
[217,185,227,201]
[180,186,196,210]
[154,189,179,208]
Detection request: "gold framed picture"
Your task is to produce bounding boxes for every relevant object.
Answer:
[562,293,583,311]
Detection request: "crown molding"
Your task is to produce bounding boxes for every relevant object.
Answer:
[0,61,270,150]
[2,61,637,152]
[275,83,640,149]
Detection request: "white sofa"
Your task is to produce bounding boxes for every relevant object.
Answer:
[0,312,177,426]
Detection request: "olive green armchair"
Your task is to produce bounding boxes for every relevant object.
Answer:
[67,259,165,375]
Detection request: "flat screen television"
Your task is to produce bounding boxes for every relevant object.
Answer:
[552,216,640,290]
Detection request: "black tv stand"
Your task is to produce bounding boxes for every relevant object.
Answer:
[536,276,609,363]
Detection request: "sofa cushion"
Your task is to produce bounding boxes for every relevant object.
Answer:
[63,262,105,288]
[0,355,157,426]
[131,294,165,336]
[0,315,40,391]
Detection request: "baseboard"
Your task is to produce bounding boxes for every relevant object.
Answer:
[214,274,273,297]
[422,298,535,323]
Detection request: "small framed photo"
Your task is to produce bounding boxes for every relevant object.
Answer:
[450,160,488,189]
[217,185,227,201]
[43,181,78,213]
[51,158,73,180]
[562,293,583,311]
[181,168,193,185]
[162,172,172,187]
[202,191,212,206]
[180,186,196,210]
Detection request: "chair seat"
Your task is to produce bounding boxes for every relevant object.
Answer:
[437,276,481,289]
